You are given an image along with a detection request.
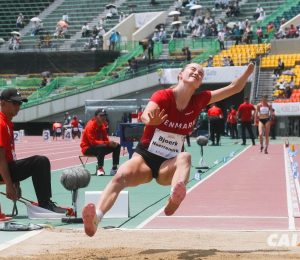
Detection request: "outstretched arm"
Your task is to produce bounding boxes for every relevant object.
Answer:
[209,63,255,104]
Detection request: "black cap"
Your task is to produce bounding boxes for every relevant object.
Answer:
[0,88,28,102]
[95,108,107,116]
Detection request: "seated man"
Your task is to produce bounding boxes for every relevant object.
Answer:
[0,88,64,213]
[80,109,121,176]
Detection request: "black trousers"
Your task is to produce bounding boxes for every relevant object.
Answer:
[231,123,238,139]
[7,155,52,205]
[85,144,121,168]
[210,118,222,145]
[241,122,255,144]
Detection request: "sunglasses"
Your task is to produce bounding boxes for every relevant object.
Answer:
[6,100,23,106]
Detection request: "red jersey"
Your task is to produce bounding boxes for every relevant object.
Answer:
[238,102,255,122]
[80,118,109,154]
[208,106,223,117]
[0,112,15,162]
[141,88,211,146]
[71,119,79,128]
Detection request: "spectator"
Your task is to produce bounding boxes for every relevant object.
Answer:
[287,24,298,38]
[171,25,183,39]
[80,109,121,176]
[12,35,21,51]
[175,0,183,11]
[228,56,234,66]
[98,26,106,38]
[128,57,138,74]
[152,29,160,41]
[274,58,285,77]
[217,29,225,50]
[81,23,90,38]
[119,12,126,22]
[54,24,63,38]
[0,88,64,213]
[256,26,263,44]
[284,85,292,99]
[253,4,263,20]
[158,28,167,43]
[62,13,69,23]
[16,13,24,28]
[232,24,241,45]
[41,76,48,88]
[109,30,120,51]
[31,21,43,36]
[207,55,214,67]
[92,26,99,38]
[147,38,154,60]
[182,46,191,61]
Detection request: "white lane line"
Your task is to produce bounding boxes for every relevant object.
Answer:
[156,215,288,219]
[137,146,252,229]
[0,230,43,252]
[284,145,296,230]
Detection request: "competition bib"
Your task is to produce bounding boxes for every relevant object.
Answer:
[56,128,62,133]
[260,106,269,115]
[148,129,185,159]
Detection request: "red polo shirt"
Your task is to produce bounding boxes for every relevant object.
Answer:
[208,106,223,117]
[238,102,255,122]
[0,112,15,162]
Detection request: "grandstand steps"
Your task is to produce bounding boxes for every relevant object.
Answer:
[158,43,169,59]
[61,0,127,50]
[254,69,274,103]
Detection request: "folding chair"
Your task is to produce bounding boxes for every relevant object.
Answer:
[78,155,97,175]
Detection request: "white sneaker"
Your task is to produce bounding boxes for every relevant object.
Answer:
[97,167,105,176]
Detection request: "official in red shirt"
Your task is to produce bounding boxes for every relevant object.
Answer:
[207,103,223,145]
[0,88,64,212]
[80,109,120,176]
[237,97,256,145]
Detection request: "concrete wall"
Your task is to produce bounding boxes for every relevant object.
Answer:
[102,12,166,50]
[132,12,167,42]
[270,38,300,54]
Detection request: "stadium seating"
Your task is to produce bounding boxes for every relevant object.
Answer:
[213,43,270,67]
[0,1,54,40]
